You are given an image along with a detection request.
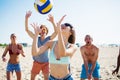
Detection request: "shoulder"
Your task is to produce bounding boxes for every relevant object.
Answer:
[92,45,99,50]
[17,44,23,49]
[80,45,86,50]
[5,45,10,50]
[92,45,99,53]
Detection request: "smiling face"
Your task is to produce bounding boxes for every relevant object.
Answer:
[39,25,48,36]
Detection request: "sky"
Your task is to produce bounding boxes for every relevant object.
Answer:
[0,0,120,45]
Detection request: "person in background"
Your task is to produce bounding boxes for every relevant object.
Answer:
[2,33,25,80]
[112,46,120,75]
[80,35,100,80]
[31,15,77,80]
[25,11,57,80]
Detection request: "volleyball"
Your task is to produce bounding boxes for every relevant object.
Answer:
[34,0,53,14]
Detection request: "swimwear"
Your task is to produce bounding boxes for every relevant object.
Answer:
[49,41,70,64]
[49,74,73,80]
[8,44,21,55]
[80,62,100,79]
[6,63,21,72]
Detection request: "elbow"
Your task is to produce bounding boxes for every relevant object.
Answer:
[31,49,38,56]
[32,52,38,56]
[31,49,41,56]
[60,51,66,57]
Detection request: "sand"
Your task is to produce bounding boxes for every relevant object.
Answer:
[0,46,120,80]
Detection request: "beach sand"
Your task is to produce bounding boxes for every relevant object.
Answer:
[0,46,120,80]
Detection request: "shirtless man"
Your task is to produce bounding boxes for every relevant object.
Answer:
[80,35,100,80]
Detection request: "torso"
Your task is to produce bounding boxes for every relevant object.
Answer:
[50,64,69,78]
[49,41,70,78]
[8,44,21,64]
[33,36,50,62]
[82,45,98,63]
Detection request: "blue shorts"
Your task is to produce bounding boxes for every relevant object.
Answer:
[49,74,73,80]
[6,63,21,72]
[80,62,100,79]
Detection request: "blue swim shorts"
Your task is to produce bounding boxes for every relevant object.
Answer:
[6,63,21,72]
[80,62,100,79]
[49,74,73,80]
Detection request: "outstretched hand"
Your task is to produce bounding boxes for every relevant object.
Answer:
[25,11,32,19]
[58,15,66,25]
[30,23,40,36]
[47,14,54,23]
[57,15,66,31]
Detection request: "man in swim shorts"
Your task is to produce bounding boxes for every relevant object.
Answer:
[80,35,100,80]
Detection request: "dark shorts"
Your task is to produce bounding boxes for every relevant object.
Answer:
[49,74,73,80]
[80,62,100,79]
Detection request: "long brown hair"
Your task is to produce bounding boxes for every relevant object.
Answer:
[64,23,76,44]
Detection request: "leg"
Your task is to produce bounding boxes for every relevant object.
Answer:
[6,63,14,80]
[80,64,87,80]
[31,61,41,80]
[16,71,21,80]
[7,71,13,80]
[31,73,37,80]
[93,78,99,80]
[42,62,49,80]
[43,73,49,80]
[14,63,22,80]
[92,63,100,80]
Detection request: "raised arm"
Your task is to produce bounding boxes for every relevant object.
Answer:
[31,25,50,56]
[25,11,35,38]
[47,14,57,40]
[2,45,9,62]
[57,15,77,57]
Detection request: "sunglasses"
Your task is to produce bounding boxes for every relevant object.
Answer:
[61,23,73,29]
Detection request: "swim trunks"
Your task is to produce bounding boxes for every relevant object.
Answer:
[6,63,21,72]
[80,62,100,79]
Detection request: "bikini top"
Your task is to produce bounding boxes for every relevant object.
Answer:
[49,41,70,64]
[8,44,21,55]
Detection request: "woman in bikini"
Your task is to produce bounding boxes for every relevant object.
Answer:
[31,15,77,80]
[2,33,25,80]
